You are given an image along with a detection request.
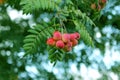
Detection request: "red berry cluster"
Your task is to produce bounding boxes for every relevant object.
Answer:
[46,31,80,52]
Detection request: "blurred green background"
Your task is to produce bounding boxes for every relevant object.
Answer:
[0,0,120,80]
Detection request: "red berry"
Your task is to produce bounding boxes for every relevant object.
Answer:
[74,32,80,40]
[53,31,62,40]
[46,38,56,46]
[64,41,72,52]
[56,40,65,49]
[101,0,106,3]
[62,33,70,43]
[71,39,78,47]
[66,41,72,48]
[70,33,77,41]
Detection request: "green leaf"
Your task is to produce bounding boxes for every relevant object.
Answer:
[28,29,39,34]
[74,10,96,26]
[47,46,66,64]
[74,20,94,47]
[20,0,60,14]
[26,35,36,38]
[23,24,56,55]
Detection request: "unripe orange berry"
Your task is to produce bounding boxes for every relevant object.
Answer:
[53,31,62,40]
[46,38,55,46]
[56,40,65,49]
[62,33,70,43]
[0,0,4,4]
[91,3,96,10]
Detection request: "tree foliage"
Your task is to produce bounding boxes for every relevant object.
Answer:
[21,0,96,63]
[0,0,120,80]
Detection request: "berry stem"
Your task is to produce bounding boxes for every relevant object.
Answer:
[60,19,67,33]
